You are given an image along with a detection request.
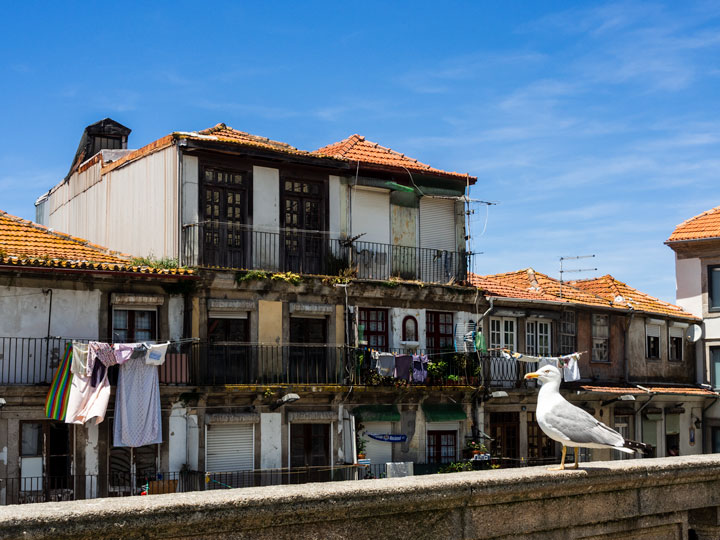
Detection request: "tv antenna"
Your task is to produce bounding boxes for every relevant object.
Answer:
[559,255,597,299]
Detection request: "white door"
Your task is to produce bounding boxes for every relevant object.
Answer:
[361,422,393,465]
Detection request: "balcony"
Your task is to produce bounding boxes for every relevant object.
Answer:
[181,222,471,283]
[0,338,530,389]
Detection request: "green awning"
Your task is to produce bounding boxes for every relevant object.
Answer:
[422,403,467,422]
[352,405,401,422]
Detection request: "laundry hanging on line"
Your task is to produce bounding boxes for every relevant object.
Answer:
[501,349,582,382]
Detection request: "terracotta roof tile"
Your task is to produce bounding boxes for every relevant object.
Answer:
[0,211,193,276]
[580,385,718,397]
[667,205,720,242]
[469,269,697,319]
[315,134,475,182]
[570,275,696,320]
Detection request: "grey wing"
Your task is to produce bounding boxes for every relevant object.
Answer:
[547,402,625,446]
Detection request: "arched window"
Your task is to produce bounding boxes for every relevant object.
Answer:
[402,316,418,342]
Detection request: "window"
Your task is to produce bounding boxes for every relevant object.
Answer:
[560,311,576,355]
[488,412,519,459]
[645,324,660,359]
[526,320,551,356]
[208,318,249,343]
[710,266,720,311]
[112,309,157,342]
[426,311,454,351]
[527,412,554,463]
[665,414,680,457]
[614,415,633,460]
[591,314,609,362]
[402,316,418,342]
[427,430,457,464]
[290,423,330,482]
[711,347,720,390]
[669,326,684,362]
[359,308,388,348]
[19,422,71,498]
[489,317,516,351]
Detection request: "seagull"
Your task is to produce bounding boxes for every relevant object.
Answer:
[524,365,650,470]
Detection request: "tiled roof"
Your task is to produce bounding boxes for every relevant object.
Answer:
[469,268,697,319]
[0,211,193,276]
[315,134,475,182]
[570,275,696,320]
[469,268,613,307]
[667,205,720,242]
[580,385,718,397]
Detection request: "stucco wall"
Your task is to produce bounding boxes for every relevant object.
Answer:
[0,286,101,338]
[676,257,703,317]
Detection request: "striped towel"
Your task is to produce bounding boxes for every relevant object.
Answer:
[45,344,73,420]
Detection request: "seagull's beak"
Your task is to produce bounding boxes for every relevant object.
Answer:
[524,372,539,380]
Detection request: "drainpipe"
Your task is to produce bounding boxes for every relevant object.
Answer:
[701,395,720,453]
[472,295,494,442]
[634,386,656,449]
[42,288,53,368]
[623,307,635,384]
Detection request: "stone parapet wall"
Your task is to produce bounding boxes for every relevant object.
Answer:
[2,455,720,539]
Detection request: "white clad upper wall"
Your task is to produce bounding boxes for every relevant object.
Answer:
[104,146,178,258]
[45,146,178,259]
[676,257,703,317]
[351,187,390,244]
[420,197,457,251]
[47,162,107,244]
[0,286,100,338]
[182,155,199,226]
[253,166,280,230]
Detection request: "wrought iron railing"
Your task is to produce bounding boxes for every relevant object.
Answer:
[181,222,471,283]
[0,466,362,505]
[0,339,530,388]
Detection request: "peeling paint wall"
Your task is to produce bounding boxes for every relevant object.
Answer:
[168,295,184,342]
[169,404,188,472]
[0,287,100,338]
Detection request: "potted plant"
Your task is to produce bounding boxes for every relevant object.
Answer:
[427,361,447,385]
[356,435,367,460]
[467,440,489,456]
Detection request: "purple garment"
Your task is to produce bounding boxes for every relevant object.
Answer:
[412,354,428,383]
[87,341,116,375]
[113,343,147,365]
[395,355,412,380]
[90,360,106,388]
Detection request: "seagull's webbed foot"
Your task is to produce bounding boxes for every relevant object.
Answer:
[548,446,567,471]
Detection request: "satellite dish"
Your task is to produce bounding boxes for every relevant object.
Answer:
[686,324,703,343]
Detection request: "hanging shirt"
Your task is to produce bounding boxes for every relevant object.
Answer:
[144,342,169,365]
[395,355,413,380]
[88,341,117,371]
[113,343,148,365]
[375,353,395,377]
[412,354,428,383]
[113,355,162,447]
[65,358,111,425]
[70,341,89,376]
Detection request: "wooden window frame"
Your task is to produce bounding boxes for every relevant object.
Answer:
[111,308,158,343]
[560,311,576,355]
[426,430,457,465]
[668,326,684,363]
[426,311,454,352]
[358,308,389,349]
[645,324,661,360]
[591,314,610,363]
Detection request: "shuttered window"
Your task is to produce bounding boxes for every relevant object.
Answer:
[206,424,254,472]
[420,198,456,251]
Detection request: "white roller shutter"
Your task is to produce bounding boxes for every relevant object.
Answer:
[361,422,393,465]
[206,424,254,471]
[420,198,456,251]
[351,187,390,244]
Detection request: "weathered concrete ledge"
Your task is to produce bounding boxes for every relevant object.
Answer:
[2,455,720,539]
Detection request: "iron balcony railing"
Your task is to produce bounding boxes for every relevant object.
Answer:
[182,222,471,283]
[0,338,531,388]
[0,466,361,506]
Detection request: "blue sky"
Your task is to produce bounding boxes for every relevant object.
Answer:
[2,1,719,302]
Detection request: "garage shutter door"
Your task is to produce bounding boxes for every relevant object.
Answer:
[352,188,390,244]
[362,422,393,465]
[420,198,456,251]
[206,424,254,471]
